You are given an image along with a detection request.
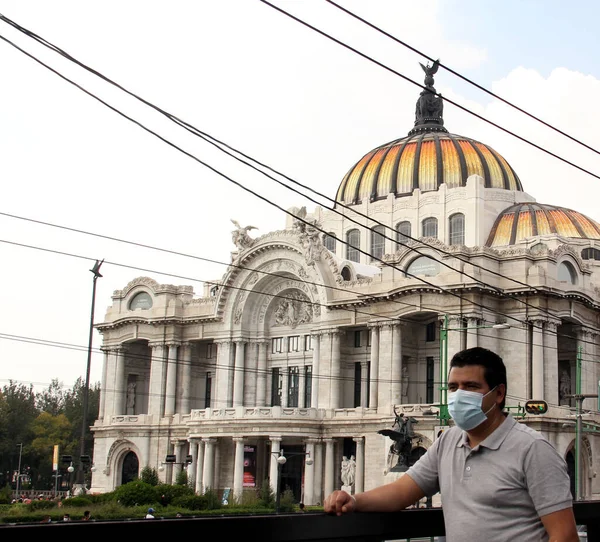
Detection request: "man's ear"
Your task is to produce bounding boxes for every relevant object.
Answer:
[497,383,506,404]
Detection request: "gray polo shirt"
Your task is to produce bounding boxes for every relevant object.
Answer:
[407,415,572,542]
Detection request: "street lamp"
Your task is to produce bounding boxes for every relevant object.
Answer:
[438,315,511,425]
[272,448,313,513]
[75,259,103,493]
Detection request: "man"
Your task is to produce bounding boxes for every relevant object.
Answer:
[145,507,155,519]
[324,347,578,542]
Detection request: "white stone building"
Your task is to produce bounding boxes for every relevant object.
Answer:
[90,69,600,503]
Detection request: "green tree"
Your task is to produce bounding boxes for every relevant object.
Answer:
[0,381,38,490]
[63,378,100,460]
[36,379,66,415]
[140,466,159,486]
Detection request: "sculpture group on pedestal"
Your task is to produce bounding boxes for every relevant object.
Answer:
[340,455,356,492]
[378,406,418,473]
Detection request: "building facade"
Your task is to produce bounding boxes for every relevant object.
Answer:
[90,68,600,503]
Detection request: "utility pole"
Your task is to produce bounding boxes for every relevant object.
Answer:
[15,443,23,498]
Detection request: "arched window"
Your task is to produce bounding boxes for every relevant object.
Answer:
[449,213,465,245]
[422,217,438,238]
[129,292,153,310]
[396,221,411,246]
[371,226,385,261]
[406,256,440,277]
[341,266,352,281]
[558,261,578,285]
[346,229,360,262]
[323,232,337,252]
[582,248,600,260]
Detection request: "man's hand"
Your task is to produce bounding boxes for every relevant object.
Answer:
[324,490,356,516]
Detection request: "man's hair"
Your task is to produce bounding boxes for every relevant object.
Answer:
[449,346,507,410]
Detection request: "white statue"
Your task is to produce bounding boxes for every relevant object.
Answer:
[401,365,409,398]
[231,219,257,251]
[347,455,356,487]
[126,381,136,412]
[341,456,350,487]
[559,369,571,404]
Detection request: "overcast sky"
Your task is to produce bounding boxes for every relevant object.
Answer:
[1,0,599,392]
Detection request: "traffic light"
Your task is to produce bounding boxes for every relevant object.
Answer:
[525,400,548,415]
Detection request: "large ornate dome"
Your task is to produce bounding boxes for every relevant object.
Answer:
[335,61,523,206]
[486,203,600,247]
[335,132,523,205]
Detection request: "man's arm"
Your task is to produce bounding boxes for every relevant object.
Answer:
[324,473,425,515]
[540,507,578,542]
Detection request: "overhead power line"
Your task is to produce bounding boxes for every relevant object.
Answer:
[0,17,583,328]
[258,0,600,181]
[325,0,600,157]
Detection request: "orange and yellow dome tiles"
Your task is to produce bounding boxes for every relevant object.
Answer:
[335,132,522,205]
[486,203,600,247]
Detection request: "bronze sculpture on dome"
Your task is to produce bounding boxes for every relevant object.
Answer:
[410,59,446,134]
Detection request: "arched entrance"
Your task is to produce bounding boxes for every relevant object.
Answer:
[566,450,576,499]
[121,451,139,485]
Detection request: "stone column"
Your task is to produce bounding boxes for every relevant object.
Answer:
[164,343,179,417]
[214,340,232,409]
[174,440,185,478]
[577,327,597,411]
[391,324,402,406]
[244,341,258,406]
[148,343,166,417]
[233,340,246,407]
[544,321,559,408]
[311,334,320,408]
[360,361,369,408]
[202,438,216,492]
[114,347,126,415]
[378,323,393,411]
[233,437,245,501]
[195,440,205,494]
[304,440,316,505]
[466,317,479,349]
[324,438,335,498]
[353,437,365,493]
[256,340,268,407]
[314,440,323,505]
[187,439,198,492]
[330,331,342,409]
[180,342,192,414]
[531,320,545,400]
[98,348,110,421]
[368,324,379,410]
[299,365,306,408]
[269,437,282,495]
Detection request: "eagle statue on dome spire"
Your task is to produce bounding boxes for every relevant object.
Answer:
[419,58,440,88]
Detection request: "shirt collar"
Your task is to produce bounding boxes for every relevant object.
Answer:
[457,414,515,450]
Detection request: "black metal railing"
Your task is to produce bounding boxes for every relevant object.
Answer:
[1,501,598,540]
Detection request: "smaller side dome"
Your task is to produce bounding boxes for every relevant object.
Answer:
[486,203,600,247]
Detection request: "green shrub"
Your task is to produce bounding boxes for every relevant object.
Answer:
[112,480,158,507]
[155,483,193,506]
[173,489,221,511]
[0,486,12,505]
[61,496,93,508]
[175,468,188,486]
[257,479,275,509]
[278,487,296,513]
[139,466,159,486]
[28,499,56,511]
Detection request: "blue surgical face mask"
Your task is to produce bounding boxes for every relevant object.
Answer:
[448,386,497,431]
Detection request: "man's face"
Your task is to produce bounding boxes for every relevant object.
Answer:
[448,364,503,413]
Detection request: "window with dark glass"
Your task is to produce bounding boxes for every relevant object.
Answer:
[582,248,600,260]
[271,368,282,406]
[354,362,362,407]
[341,266,352,281]
[304,366,312,407]
[449,213,465,245]
[206,343,216,359]
[271,337,283,354]
[396,221,411,246]
[288,335,300,352]
[371,225,385,261]
[129,291,153,310]
[422,217,438,238]
[426,357,434,403]
[204,372,212,408]
[346,229,360,262]
[558,261,578,285]
[323,232,337,253]
[304,334,313,351]
[354,330,362,348]
[288,367,299,407]
[425,322,436,342]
